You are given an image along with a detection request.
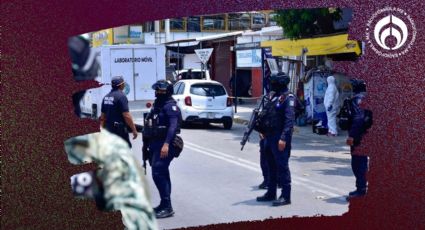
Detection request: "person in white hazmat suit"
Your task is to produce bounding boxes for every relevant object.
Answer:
[324,75,340,136]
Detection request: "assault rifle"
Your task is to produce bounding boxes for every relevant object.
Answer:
[240,92,275,151]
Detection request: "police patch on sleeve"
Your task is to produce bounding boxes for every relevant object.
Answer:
[172,106,177,111]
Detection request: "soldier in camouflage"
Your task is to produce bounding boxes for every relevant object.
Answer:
[64,129,158,230]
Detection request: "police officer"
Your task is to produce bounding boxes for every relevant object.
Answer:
[144,80,181,218]
[346,79,368,200]
[256,72,295,206]
[100,76,138,148]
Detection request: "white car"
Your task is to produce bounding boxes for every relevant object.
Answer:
[172,80,234,129]
[174,69,211,81]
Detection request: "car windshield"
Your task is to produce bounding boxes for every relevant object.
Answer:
[190,84,226,97]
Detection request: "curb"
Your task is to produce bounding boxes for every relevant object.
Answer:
[233,116,249,125]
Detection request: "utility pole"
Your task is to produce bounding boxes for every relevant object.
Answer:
[165,19,171,42]
[165,19,171,67]
[154,20,160,44]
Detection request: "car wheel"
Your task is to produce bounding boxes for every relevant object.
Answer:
[223,119,233,130]
[202,121,210,127]
[181,120,189,128]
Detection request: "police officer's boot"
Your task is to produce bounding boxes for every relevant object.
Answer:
[153,199,167,213]
[258,181,268,190]
[156,207,174,219]
[272,186,291,206]
[272,195,291,206]
[346,189,367,201]
[155,199,174,219]
[153,203,163,213]
[256,192,276,202]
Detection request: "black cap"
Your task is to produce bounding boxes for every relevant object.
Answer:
[111,76,125,87]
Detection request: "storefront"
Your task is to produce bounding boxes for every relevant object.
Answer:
[92,25,144,47]
[234,42,263,98]
[261,33,362,124]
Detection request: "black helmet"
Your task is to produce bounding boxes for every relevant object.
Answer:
[350,79,366,93]
[270,72,290,92]
[68,36,100,81]
[68,36,100,117]
[152,80,173,97]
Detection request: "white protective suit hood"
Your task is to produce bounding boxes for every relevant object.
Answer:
[324,76,339,108]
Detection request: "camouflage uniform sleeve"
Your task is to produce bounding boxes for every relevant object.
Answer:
[99,153,158,230]
[65,131,158,230]
[91,131,158,230]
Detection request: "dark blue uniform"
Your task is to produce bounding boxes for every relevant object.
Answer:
[349,92,368,193]
[148,98,181,211]
[259,139,269,187]
[101,89,131,147]
[263,89,295,202]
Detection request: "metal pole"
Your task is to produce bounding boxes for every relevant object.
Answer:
[154,20,160,44]
[261,48,266,95]
[200,41,204,79]
[165,19,170,42]
[177,43,180,76]
[233,36,238,114]
[234,68,237,114]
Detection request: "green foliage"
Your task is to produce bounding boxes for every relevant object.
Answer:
[274,8,343,40]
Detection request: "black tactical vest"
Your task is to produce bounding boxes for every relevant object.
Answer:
[255,94,289,135]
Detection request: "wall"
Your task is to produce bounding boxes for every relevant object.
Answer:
[251,68,263,97]
[211,41,233,93]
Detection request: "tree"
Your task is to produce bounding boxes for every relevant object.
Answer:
[274,8,343,40]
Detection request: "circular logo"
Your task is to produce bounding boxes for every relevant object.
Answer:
[366,7,416,58]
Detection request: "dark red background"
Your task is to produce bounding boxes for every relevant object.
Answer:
[2,0,424,229]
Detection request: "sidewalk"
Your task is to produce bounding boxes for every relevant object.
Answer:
[232,99,259,125]
[130,99,348,144]
[233,101,348,145]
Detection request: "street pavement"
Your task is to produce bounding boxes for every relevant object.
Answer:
[129,101,355,229]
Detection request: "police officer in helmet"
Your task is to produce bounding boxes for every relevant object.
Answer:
[144,80,181,218]
[256,72,295,206]
[100,76,138,148]
[346,79,368,200]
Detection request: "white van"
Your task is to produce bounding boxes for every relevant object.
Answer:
[79,44,166,118]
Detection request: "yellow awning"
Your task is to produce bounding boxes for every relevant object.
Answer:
[261,34,361,56]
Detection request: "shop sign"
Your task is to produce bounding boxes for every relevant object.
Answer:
[236,49,261,68]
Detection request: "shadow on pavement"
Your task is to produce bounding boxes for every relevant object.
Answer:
[291,155,353,177]
[291,155,350,165]
[232,198,274,207]
[323,196,348,204]
[312,166,353,177]
[249,185,268,191]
